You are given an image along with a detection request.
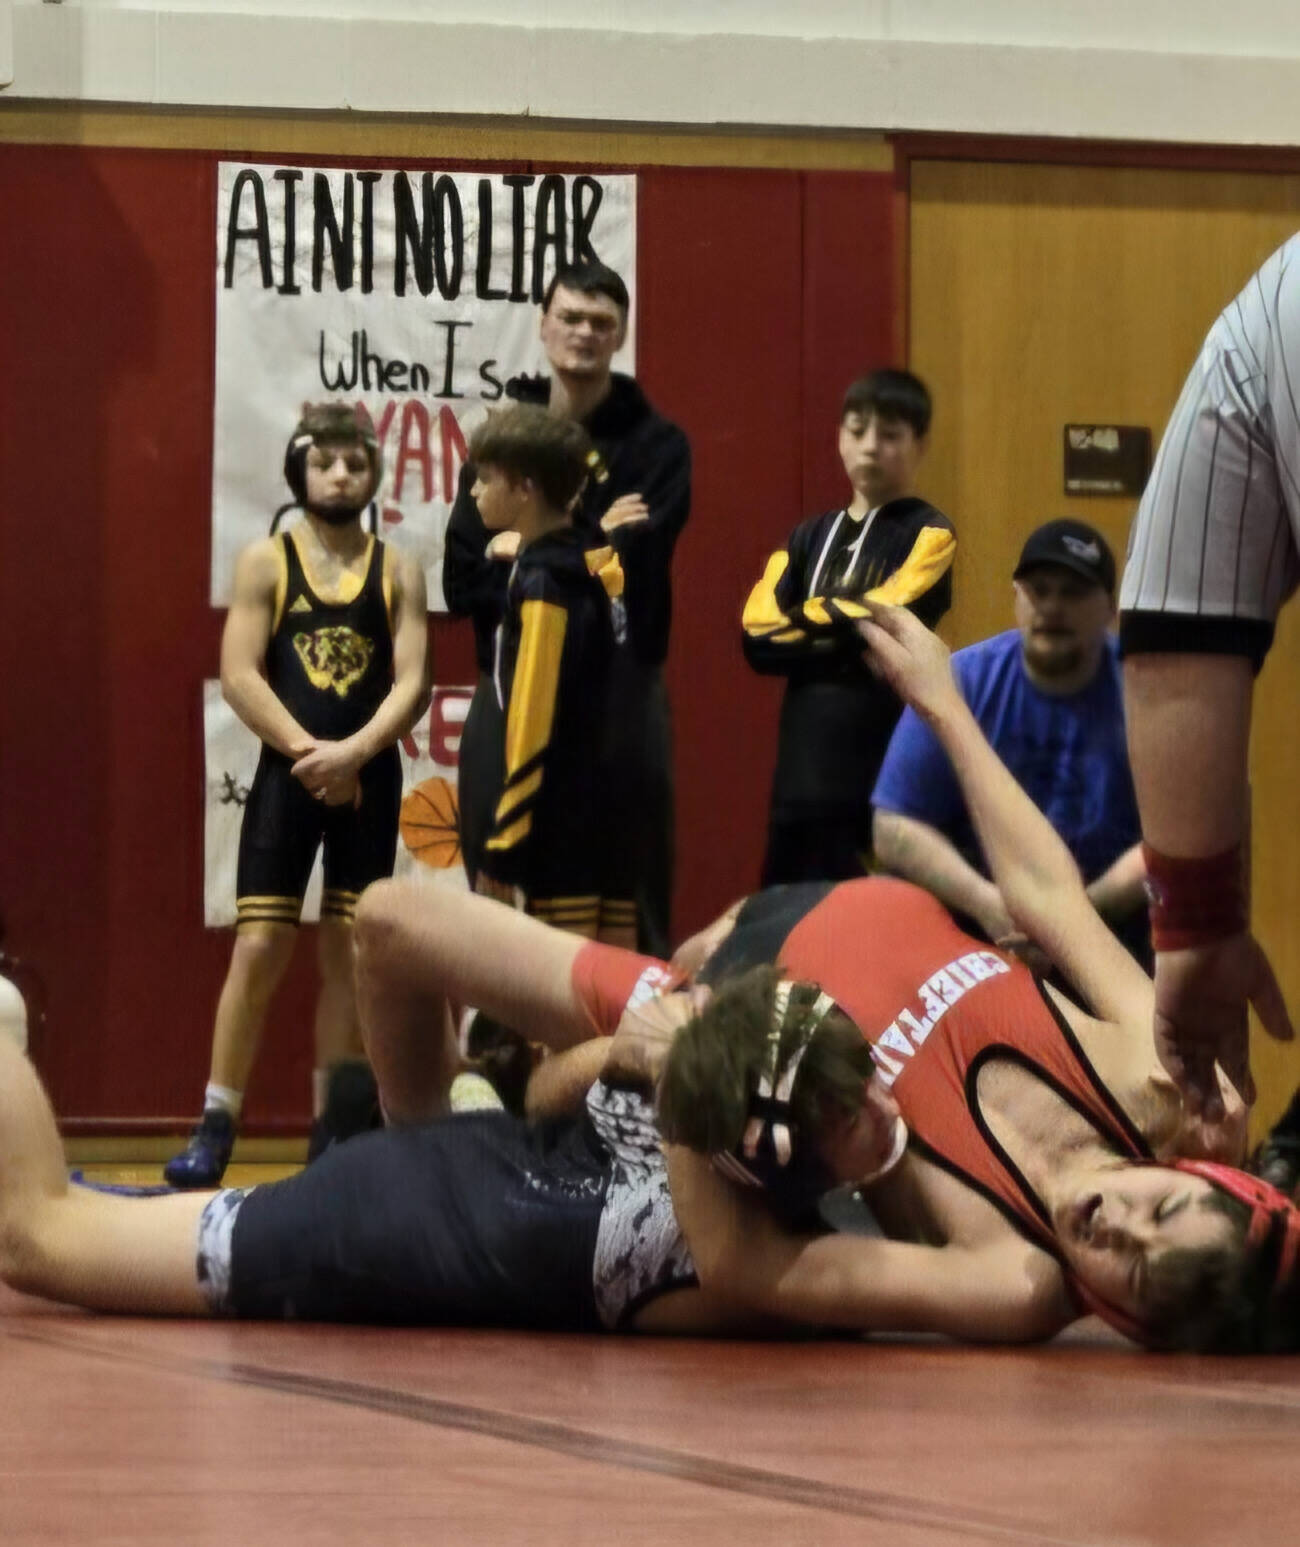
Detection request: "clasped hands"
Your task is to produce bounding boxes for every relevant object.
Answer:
[289,738,363,808]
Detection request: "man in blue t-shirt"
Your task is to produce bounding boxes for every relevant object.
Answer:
[871,518,1149,965]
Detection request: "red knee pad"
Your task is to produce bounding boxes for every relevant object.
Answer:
[571,942,683,1037]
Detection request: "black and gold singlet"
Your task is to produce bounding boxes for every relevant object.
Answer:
[267,531,394,741]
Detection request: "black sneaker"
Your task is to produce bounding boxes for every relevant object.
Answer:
[464,1013,536,1117]
[1250,1086,1300,1200]
[306,1059,382,1162]
[163,1108,236,1189]
[1253,1133,1300,1198]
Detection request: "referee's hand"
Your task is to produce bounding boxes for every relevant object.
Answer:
[1153,932,1292,1121]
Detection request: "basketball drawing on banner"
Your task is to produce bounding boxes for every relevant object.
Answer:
[399,775,462,871]
[203,682,474,926]
[211,164,637,609]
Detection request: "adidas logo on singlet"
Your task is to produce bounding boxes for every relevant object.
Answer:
[287,594,312,614]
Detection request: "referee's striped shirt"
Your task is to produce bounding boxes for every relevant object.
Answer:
[1120,233,1300,668]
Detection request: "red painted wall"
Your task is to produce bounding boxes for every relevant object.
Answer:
[0,147,896,1128]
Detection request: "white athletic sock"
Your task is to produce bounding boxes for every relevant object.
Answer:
[203,1082,243,1121]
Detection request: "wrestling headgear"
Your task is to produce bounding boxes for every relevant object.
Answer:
[709,983,820,1183]
[1073,1159,1300,1348]
[282,402,382,511]
[706,980,909,1217]
[1173,1158,1300,1287]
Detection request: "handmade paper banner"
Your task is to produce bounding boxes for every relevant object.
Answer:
[211,162,637,610]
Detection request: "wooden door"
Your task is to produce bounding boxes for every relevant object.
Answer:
[909,161,1300,1137]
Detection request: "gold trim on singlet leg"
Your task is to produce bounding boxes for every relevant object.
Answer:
[528,895,601,937]
[321,888,360,921]
[597,898,639,949]
[235,896,302,929]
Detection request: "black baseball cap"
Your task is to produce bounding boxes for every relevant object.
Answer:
[1013,518,1116,594]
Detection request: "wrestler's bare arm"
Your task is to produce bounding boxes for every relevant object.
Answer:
[860,606,1152,1032]
[873,808,1016,943]
[524,1039,613,1120]
[1124,653,1292,1116]
[666,1145,1071,1342]
[670,900,744,980]
[220,538,315,760]
[525,987,703,1120]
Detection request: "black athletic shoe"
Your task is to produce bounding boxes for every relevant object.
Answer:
[464,1013,536,1117]
[1253,1137,1300,1199]
[163,1108,236,1189]
[1253,1130,1300,1196]
[1250,1086,1300,1200]
[306,1059,382,1162]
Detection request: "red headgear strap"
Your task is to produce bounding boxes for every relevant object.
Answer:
[1071,1281,1147,1344]
[1172,1159,1300,1291]
[1072,1160,1300,1345]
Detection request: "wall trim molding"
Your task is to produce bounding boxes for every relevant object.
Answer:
[0,101,894,170]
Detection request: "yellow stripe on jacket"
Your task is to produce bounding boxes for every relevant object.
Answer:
[486,597,567,852]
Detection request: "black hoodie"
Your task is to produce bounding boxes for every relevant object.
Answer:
[443,372,691,671]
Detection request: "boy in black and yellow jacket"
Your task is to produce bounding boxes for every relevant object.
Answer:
[743,370,956,886]
[470,404,632,945]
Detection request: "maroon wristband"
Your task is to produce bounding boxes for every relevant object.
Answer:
[1142,842,1248,952]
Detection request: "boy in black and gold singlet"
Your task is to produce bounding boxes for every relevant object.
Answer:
[165,404,428,1187]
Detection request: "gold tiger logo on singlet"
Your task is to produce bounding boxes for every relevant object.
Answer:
[292,628,374,697]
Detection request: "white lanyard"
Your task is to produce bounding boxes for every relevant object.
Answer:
[808,507,877,595]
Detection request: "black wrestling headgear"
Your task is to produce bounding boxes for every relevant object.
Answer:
[710,981,841,1210]
[282,402,382,507]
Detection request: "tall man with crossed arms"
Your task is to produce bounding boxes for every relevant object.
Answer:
[444,260,691,955]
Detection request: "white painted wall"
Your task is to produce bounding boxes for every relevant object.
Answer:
[4,0,1300,147]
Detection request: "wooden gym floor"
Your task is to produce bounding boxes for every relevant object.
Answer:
[3,1166,1299,1547]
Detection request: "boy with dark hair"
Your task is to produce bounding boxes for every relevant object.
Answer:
[743,369,955,885]
[840,369,933,438]
[444,259,690,956]
[540,259,630,317]
[469,403,631,943]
